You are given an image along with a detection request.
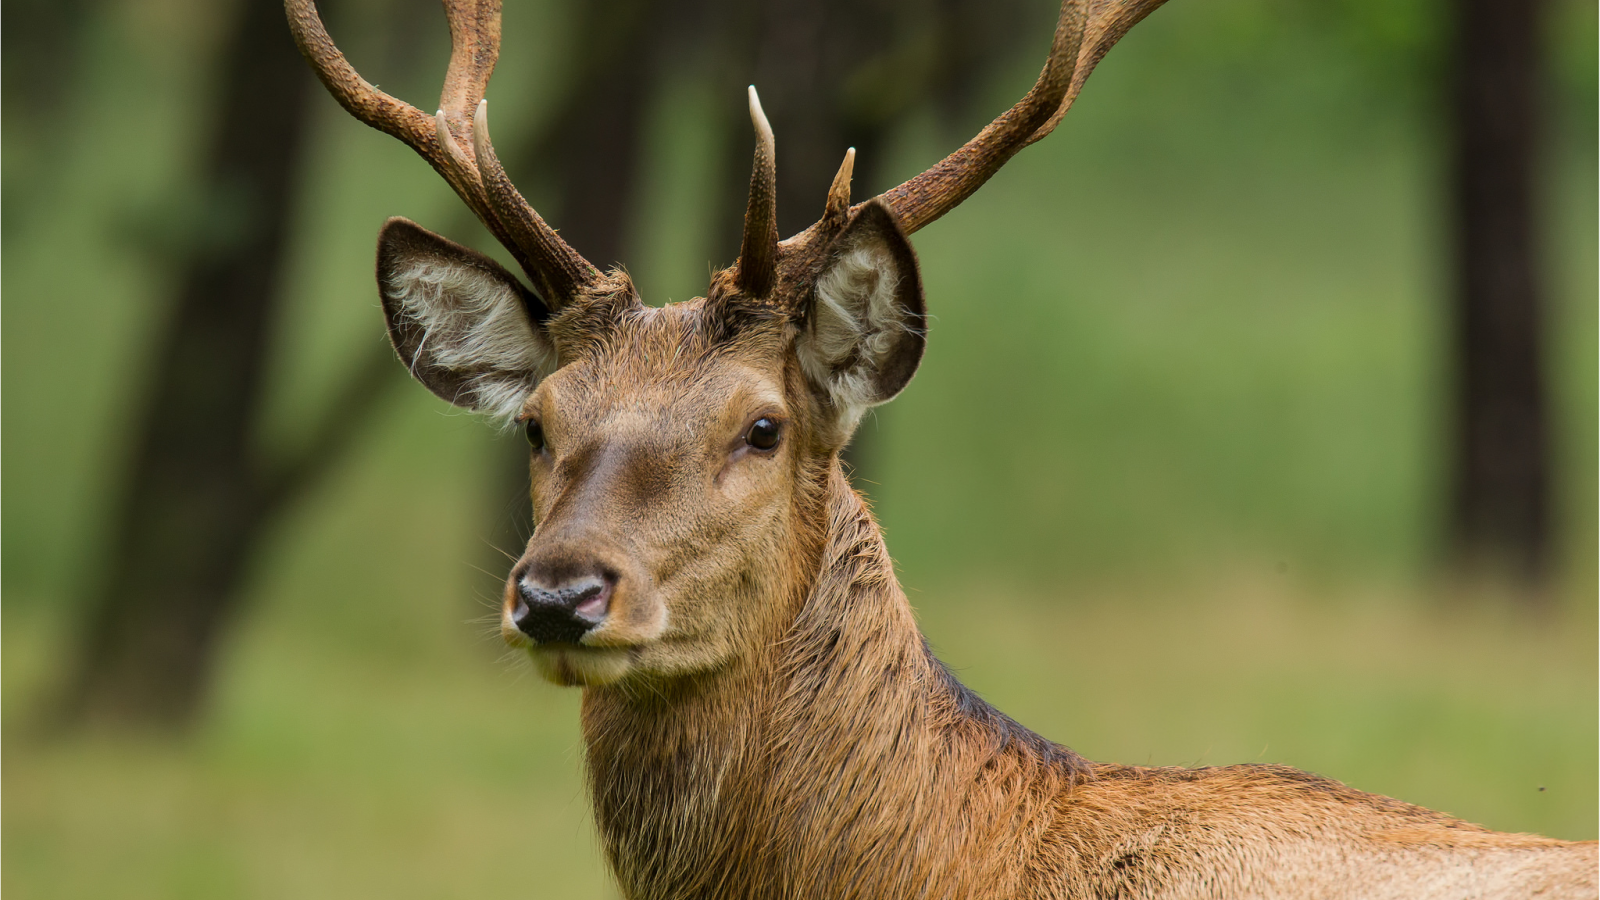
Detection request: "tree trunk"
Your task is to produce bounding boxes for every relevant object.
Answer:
[2,0,97,213]
[58,0,394,729]
[1446,0,1550,588]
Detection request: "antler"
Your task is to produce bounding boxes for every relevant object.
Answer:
[284,0,599,310]
[737,87,779,298]
[878,0,1167,235]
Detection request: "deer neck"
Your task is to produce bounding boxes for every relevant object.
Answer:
[580,463,1088,898]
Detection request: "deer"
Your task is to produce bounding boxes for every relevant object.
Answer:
[284,0,1597,896]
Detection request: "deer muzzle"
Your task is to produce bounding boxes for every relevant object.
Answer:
[511,569,613,645]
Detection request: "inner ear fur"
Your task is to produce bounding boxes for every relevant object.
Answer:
[797,199,927,428]
[376,217,555,420]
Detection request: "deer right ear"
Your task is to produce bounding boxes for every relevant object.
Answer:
[795,200,927,432]
[376,217,556,420]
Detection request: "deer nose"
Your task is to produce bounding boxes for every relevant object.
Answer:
[512,570,612,645]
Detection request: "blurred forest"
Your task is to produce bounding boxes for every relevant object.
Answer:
[4,0,1596,896]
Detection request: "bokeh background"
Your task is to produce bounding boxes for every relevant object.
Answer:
[4,0,1595,896]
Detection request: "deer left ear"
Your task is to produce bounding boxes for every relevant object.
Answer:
[796,199,927,430]
[377,217,557,422]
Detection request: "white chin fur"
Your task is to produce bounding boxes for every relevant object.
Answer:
[527,646,632,687]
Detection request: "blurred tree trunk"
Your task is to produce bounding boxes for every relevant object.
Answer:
[2,0,98,222]
[1446,0,1550,588]
[1,0,93,112]
[60,0,396,729]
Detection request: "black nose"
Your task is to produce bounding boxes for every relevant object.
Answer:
[512,573,611,644]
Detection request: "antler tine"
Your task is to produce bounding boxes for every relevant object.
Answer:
[285,0,493,252]
[824,147,856,229]
[473,100,600,305]
[285,0,436,156]
[437,0,499,129]
[1024,0,1171,147]
[878,0,1084,234]
[879,0,1166,235]
[287,0,599,310]
[736,86,779,298]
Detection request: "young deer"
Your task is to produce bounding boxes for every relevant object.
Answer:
[287,1,1597,896]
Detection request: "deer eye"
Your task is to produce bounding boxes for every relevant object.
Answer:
[745,417,781,451]
[524,419,545,452]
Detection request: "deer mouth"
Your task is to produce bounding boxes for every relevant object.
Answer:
[499,597,638,686]
[525,644,634,687]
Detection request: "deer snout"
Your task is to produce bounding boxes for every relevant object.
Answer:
[511,565,614,645]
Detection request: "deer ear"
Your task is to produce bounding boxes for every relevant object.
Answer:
[796,199,927,429]
[376,217,556,420]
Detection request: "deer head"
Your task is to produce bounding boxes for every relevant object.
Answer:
[286,0,1163,688]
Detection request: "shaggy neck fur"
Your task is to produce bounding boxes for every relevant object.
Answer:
[580,464,1091,899]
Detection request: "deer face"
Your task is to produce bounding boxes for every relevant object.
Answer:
[505,317,803,686]
[375,201,925,687]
